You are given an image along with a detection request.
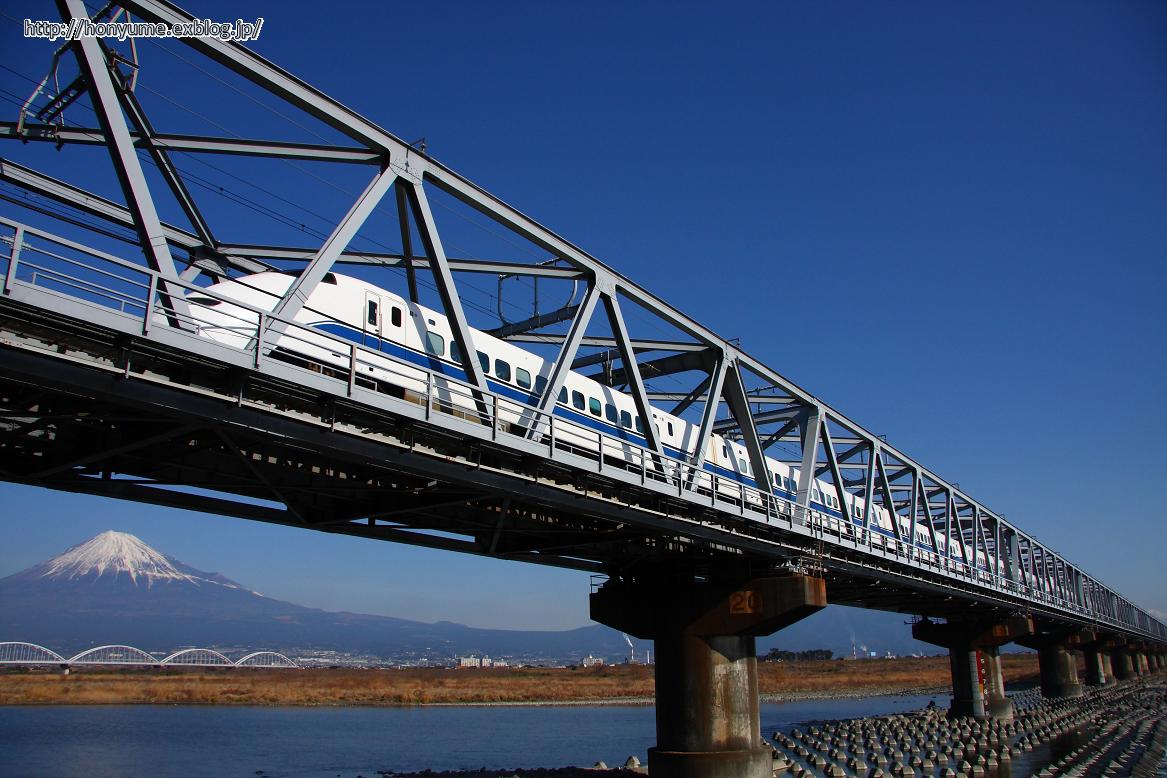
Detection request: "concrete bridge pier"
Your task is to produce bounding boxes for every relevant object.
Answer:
[912,615,1034,720]
[591,572,827,778]
[1113,646,1137,680]
[1128,647,1145,676]
[1082,637,1118,686]
[1100,650,1115,683]
[1017,628,1090,699]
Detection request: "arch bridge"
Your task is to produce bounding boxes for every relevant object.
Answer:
[0,2,1163,775]
[0,642,298,668]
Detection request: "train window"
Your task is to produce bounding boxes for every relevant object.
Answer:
[722,445,728,458]
[773,473,781,486]
[589,397,602,417]
[450,341,462,364]
[620,410,632,429]
[367,300,378,326]
[494,359,511,382]
[425,331,444,356]
[477,351,489,373]
[634,416,643,433]
[516,368,532,390]
[390,307,402,327]
[605,404,618,423]
[559,387,568,404]
[572,391,585,410]
[535,376,548,395]
[666,422,674,436]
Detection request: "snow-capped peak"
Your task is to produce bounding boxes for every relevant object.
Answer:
[40,530,196,586]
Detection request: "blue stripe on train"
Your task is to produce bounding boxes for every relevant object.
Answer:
[313,322,979,563]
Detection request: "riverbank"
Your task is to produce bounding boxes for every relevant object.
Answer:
[0,654,1039,706]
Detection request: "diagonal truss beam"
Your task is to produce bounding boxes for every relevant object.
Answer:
[29,421,202,479]
[794,407,821,521]
[686,355,727,472]
[601,291,662,459]
[668,373,711,417]
[819,422,850,525]
[60,0,188,325]
[720,359,771,494]
[859,442,877,537]
[113,80,216,248]
[761,416,802,451]
[393,181,420,303]
[528,283,599,432]
[216,431,305,524]
[406,182,489,397]
[915,471,940,555]
[268,165,397,333]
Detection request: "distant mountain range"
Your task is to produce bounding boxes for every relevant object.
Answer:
[0,531,934,660]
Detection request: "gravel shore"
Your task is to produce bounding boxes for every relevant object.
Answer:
[381,769,644,777]
[759,684,951,703]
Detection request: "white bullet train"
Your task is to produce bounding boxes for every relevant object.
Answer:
[187,270,1003,580]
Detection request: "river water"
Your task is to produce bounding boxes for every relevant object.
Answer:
[0,694,946,777]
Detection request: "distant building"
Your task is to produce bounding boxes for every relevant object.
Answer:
[458,655,506,668]
[581,655,604,668]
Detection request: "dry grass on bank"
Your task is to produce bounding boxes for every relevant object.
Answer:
[0,654,1040,706]
[0,665,655,706]
[758,653,1039,695]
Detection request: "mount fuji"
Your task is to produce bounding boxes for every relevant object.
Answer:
[0,531,932,660]
[0,531,631,660]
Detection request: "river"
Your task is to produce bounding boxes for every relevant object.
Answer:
[0,693,946,777]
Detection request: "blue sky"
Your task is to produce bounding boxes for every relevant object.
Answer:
[0,0,1164,631]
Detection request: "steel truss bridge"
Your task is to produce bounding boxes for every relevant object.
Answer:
[0,641,297,668]
[0,2,1163,773]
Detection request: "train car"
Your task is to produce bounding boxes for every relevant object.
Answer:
[186,271,964,549]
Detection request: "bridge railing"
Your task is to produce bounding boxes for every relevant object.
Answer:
[0,217,1151,638]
